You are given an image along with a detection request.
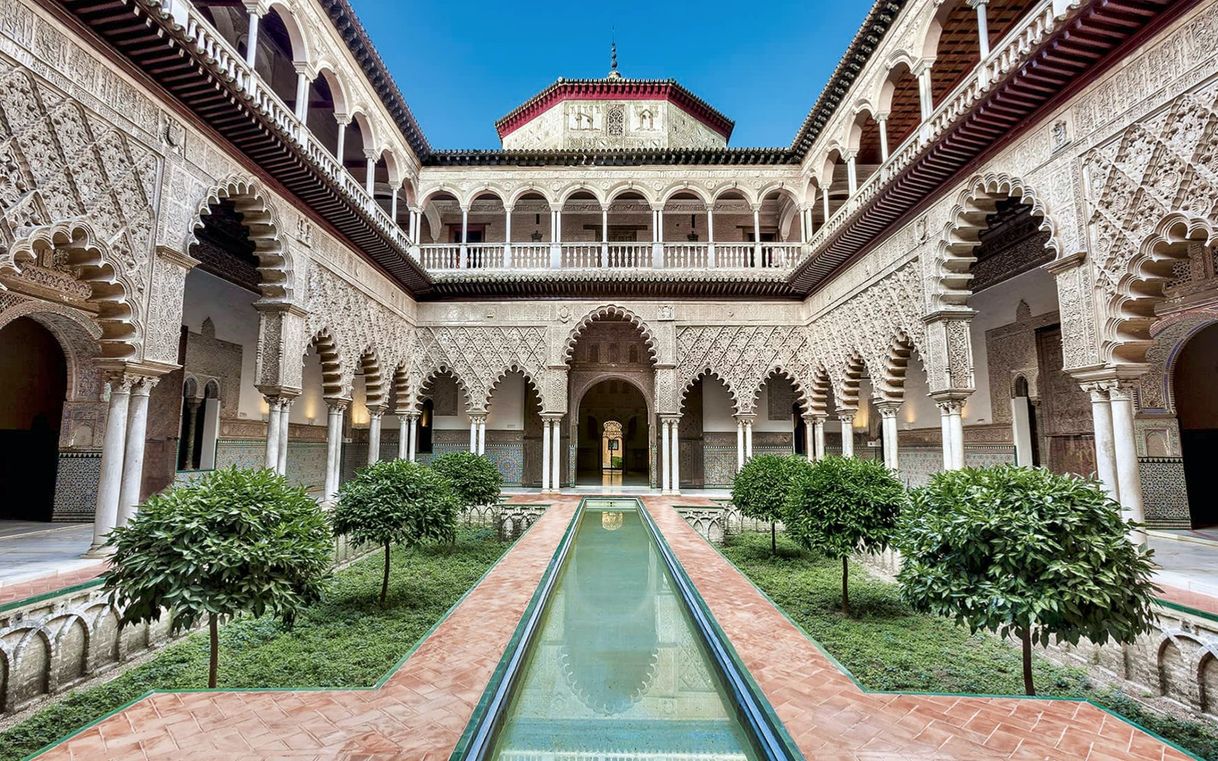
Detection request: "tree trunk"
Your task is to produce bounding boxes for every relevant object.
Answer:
[841,556,850,617]
[207,612,219,689]
[1021,627,1035,696]
[770,522,776,555]
[380,541,391,607]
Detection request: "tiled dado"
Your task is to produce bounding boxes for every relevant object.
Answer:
[51,449,101,522]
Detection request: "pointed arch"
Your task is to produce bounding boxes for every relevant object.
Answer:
[3,219,141,361]
[563,304,659,364]
[190,176,295,303]
[932,173,1061,310]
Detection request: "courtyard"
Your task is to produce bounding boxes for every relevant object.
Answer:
[3,0,1218,757]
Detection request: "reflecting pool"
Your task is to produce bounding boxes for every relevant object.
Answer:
[487,499,763,760]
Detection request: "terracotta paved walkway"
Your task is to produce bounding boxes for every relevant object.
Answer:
[641,496,1193,761]
[36,496,582,760]
[32,494,1197,760]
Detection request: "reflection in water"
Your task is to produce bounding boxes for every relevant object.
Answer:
[488,502,761,761]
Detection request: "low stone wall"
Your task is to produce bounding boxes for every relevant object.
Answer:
[0,533,374,720]
[459,501,548,542]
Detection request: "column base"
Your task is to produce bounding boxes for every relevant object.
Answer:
[82,543,115,559]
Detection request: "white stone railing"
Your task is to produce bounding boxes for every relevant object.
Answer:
[156,0,416,254]
[419,242,807,273]
[804,0,1061,254]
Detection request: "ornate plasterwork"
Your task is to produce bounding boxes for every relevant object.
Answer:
[0,62,159,361]
[806,260,928,404]
[412,325,550,411]
[304,263,413,398]
[675,325,809,415]
[1084,79,1218,365]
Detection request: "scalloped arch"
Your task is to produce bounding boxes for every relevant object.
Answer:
[1104,213,1216,366]
[932,173,1062,310]
[562,305,659,364]
[4,219,141,362]
[484,365,545,412]
[190,177,295,304]
[678,368,741,416]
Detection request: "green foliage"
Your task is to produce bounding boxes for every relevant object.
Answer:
[783,456,906,560]
[731,454,810,525]
[896,465,1158,650]
[333,459,459,605]
[430,451,503,509]
[103,467,333,636]
[721,531,1218,761]
[0,530,509,761]
[332,459,459,548]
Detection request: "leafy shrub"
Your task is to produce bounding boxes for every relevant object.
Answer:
[430,451,503,509]
[783,456,906,616]
[731,454,811,553]
[332,459,459,605]
[896,465,1157,695]
[103,467,332,687]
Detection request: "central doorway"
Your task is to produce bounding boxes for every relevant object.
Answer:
[577,379,649,486]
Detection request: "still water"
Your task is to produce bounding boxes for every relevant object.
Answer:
[487,499,763,760]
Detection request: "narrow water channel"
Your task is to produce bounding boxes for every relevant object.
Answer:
[487,499,764,760]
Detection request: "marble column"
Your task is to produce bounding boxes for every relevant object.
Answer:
[935,399,965,470]
[469,416,478,453]
[367,407,385,465]
[324,399,348,501]
[541,417,552,492]
[812,416,826,460]
[1084,382,1120,501]
[87,373,134,555]
[1109,381,1146,541]
[550,416,562,491]
[244,8,260,67]
[971,0,991,58]
[744,417,754,460]
[477,416,487,455]
[803,415,815,461]
[661,418,672,493]
[839,413,855,458]
[277,398,291,475]
[265,398,282,469]
[117,377,158,527]
[877,402,901,472]
[735,417,745,471]
[408,413,418,462]
[670,416,681,494]
[397,414,410,459]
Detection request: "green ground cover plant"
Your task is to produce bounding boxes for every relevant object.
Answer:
[0,528,509,761]
[721,530,1218,760]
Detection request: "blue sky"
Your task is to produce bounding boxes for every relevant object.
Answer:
[347,0,870,149]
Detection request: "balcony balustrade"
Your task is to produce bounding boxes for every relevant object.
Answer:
[416,242,805,273]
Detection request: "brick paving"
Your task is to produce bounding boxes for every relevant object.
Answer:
[30,493,1198,760]
[35,496,581,761]
[641,496,1194,761]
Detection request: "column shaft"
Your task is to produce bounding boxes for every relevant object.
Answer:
[541,418,552,492]
[550,418,562,490]
[398,415,409,459]
[1109,383,1146,538]
[265,401,282,469]
[1086,384,1120,501]
[745,420,754,460]
[840,414,855,458]
[117,379,155,527]
[670,418,681,493]
[324,403,345,501]
[367,412,383,465]
[736,419,745,471]
[660,419,672,493]
[89,378,132,554]
[277,400,291,475]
